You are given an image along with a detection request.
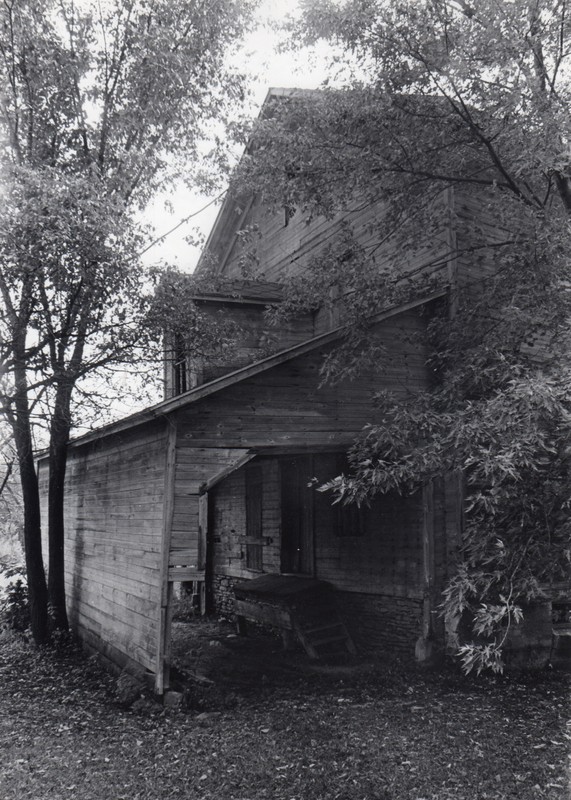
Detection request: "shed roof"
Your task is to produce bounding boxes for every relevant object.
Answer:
[55,287,447,454]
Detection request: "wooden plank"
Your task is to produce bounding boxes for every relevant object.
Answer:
[198,492,208,572]
[235,598,294,630]
[168,548,199,565]
[65,562,160,602]
[202,451,254,491]
[68,582,159,625]
[70,607,157,673]
[168,567,205,581]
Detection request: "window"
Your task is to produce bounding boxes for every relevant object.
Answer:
[331,454,366,537]
[336,501,366,538]
[173,333,187,395]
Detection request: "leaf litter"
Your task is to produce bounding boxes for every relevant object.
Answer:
[0,631,569,800]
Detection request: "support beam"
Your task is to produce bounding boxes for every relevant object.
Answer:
[155,421,177,695]
[416,480,435,663]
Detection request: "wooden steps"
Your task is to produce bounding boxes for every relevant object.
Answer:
[291,601,356,660]
[233,574,356,660]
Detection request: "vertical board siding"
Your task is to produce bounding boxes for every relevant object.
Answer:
[39,421,168,674]
[245,463,264,570]
[311,454,423,597]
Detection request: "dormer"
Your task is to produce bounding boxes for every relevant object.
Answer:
[163,278,315,399]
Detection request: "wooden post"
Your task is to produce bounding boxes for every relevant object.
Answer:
[416,480,435,663]
[155,421,177,695]
[198,491,208,615]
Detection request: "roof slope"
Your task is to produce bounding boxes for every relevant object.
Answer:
[58,288,447,453]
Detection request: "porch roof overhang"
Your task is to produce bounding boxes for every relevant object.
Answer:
[52,287,448,454]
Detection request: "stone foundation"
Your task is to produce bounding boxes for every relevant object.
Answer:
[335,591,424,658]
[503,603,553,671]
[214,574,423,657]
[213,574,423,658]
[212,574,243,619]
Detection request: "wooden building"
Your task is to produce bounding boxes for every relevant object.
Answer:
[37,89,561,692]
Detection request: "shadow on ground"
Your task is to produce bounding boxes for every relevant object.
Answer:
[169,617,375,707]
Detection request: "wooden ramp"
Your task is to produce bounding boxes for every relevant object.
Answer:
[233,574,356,659]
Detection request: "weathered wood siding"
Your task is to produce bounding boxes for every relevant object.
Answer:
[168,445,251,579]
[200,303,313,383]
[164,301,315,398]
[38,420,168,674]
[173,309,430,450]
[211,458,282,580]
[450,185,514,296]
[312,454,423,597]
[210,457,464,656]
[186,307,433,606]
[216,194,452,295]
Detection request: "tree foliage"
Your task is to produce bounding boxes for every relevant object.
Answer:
[233,0,571,669]
[0,0,255,641]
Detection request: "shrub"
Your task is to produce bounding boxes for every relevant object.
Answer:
[0,562,29,632]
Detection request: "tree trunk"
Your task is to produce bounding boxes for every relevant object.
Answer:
[47,382,73,632]
[10,359,49,644]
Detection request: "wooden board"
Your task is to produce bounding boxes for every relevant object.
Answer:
[39,420,168,682]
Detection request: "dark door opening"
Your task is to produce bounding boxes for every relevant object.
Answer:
[280,456,315,575]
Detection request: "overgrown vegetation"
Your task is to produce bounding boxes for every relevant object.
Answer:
[0,559,29,633]
[0,579,29,633]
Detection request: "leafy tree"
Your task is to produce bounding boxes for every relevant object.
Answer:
[233,0,571,670]
[0,0,254,642]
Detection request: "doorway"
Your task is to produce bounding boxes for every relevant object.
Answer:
[280,456,315,575]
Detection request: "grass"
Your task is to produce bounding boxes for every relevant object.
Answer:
[0,630,569,800]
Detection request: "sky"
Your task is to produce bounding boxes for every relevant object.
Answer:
[141,0,333,272]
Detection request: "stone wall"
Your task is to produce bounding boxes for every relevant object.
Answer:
[212,574,243,619]
[336,591,423,658]
[503,603,553,671]
[212,573,423,659]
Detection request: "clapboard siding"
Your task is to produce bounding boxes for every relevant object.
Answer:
[452,186,512,293]
[173,310,430,450]
[169,447,250,573]
[219,194,452,291]
[39,420,168,674]
[164,300,315,397]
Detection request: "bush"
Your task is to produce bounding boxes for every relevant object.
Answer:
[4,579,29,631]
[0,562,29,632]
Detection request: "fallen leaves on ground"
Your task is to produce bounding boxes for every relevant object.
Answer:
[0,631,569,800]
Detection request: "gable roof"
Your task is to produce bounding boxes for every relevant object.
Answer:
[56,287,447,453]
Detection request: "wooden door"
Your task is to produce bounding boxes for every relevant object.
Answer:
[280,456,314,575]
